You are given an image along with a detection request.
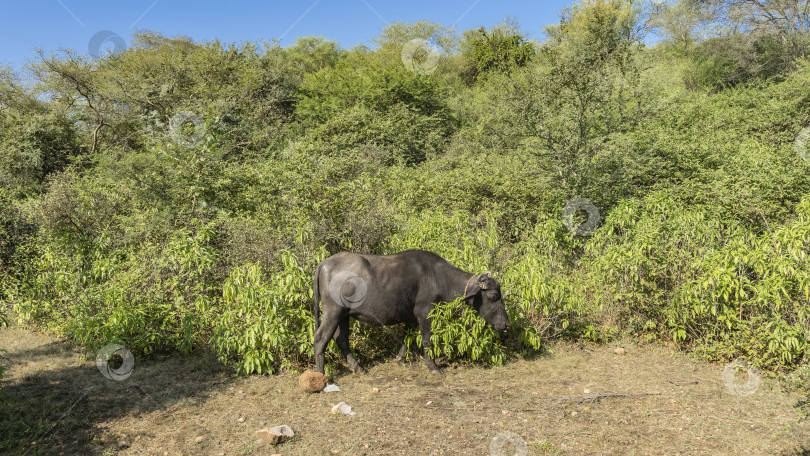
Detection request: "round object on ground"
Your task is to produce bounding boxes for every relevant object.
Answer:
[298,370,328,393]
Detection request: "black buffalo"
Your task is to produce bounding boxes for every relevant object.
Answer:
[312,249,509,374]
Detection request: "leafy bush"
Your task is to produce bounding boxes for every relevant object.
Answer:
[669,198,810,369]
[582,192,729,335]
[503,216,589,343]
[211,252,318,375]
[0,190,31,298]
[686,33,797,91]
[295,49,456,165]
[461,21,536,77]
[10,223,220,355]
[0,109,83,194]
[422,297,508,365]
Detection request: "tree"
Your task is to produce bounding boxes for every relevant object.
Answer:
[0,68,83,194]
[460,19,537,78]
[294,45,456,165]
[508,0,646,197]
[373,20,457,55]
[650,0,716,52]
[663,0,810,88]
[32,32,302,157]
[686,32,794,89]
[708,0,810,59]
[287,36,342,74]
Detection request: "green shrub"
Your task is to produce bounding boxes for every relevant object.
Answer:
[295,49,456,165]
[582,192,730,335]
[686,34,796,91]
[669,198,810,369]
[210,252,318,375]
[502,216,588,344]
[386,209,499,270]
[10,223,220,355]
[419,297,507,365]
[461,21,536,77]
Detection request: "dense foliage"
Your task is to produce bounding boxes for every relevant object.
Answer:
[0,1,808,390]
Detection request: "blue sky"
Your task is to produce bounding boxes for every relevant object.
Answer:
[0,1,573,70]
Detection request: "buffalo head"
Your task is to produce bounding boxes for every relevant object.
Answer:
[464,272,510,331]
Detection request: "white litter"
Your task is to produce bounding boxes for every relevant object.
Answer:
[331,402,356,415]
[323,383,341,392]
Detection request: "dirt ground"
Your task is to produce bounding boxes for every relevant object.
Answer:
[1,324,809,456]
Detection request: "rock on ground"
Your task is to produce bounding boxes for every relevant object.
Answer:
[256,425,294,445]
[298,370,328,393]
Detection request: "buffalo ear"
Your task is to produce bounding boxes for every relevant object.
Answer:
[463,280,481,300]
[477,272,491,290]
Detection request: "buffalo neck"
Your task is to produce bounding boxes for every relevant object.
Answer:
[441,264,475,302]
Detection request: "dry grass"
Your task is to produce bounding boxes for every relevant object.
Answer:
[1,324,808,455]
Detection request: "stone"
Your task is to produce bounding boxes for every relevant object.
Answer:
[614,347,626,355]
[256,425,294,445]
[298,370,328,393]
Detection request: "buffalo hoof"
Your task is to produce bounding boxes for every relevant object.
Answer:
[429,368,443,375]
[353,365,367,375]
[397,357,406,366]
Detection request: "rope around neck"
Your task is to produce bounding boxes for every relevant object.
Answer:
[463,274,476,299]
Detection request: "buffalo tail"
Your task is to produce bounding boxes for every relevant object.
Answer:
[313,263,322,331]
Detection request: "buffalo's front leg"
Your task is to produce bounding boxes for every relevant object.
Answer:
[418,319,442,374]
[334,315,365,374]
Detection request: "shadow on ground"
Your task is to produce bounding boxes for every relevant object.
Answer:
[0,329,229,455]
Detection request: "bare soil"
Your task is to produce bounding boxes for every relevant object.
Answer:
[1,324,808,455]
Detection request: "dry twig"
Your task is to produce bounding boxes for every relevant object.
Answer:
[668,378,700,386]
[545,390,662,403]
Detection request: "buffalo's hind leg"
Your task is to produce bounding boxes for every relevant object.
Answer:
[314,310,341,374]
[395,341,407,366]
[334,314,366,374]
